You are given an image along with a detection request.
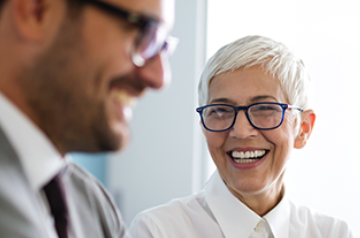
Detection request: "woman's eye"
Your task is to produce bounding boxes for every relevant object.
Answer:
[256,106,281,112]
[213,108,230,113]
[205,106,233,117]
[259,106,275,110]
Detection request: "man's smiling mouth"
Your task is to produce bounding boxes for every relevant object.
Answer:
[110,89,137,122]
[110,89,137,108]
[228,150,269,164]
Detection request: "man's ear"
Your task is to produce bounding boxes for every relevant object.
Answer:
[12,0,65,43]
[294,109,316,149]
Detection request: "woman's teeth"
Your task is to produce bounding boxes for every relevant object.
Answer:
[231,150,266,164]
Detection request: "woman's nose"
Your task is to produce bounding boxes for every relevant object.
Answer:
[229,111,259,139]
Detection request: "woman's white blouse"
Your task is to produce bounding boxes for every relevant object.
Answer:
[129,171,355,238]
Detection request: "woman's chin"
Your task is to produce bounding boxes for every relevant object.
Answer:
[226,179,273,198]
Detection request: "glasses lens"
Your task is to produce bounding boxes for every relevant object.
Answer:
[131,22,178,67]
[202,105,235,131]
[249,103,283,129]
[140,22,164,57]
[162,36,179,58]
[132,22,165,66]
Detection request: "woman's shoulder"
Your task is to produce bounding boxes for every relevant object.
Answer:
[128,190,223,238]
[133,190,208,222]
[288,200,355,238]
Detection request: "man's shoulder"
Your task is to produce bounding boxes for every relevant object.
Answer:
[62,161,129,237]
[62,161,115,209]
[64,161,104,189]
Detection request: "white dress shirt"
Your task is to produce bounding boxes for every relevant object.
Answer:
[129,170,355,238]
[0,92,66,238]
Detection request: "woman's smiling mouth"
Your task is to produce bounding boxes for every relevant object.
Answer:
[228,149,269,164]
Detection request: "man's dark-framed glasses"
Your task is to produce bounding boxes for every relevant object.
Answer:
[82,0,179,67]
[196,102,304,132]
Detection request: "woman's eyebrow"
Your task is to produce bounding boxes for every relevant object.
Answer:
[210,98,234,104]
[250,95,278,102]
[210,96,278,104]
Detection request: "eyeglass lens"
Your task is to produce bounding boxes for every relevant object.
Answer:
[201,104,284,131]
[83,0,178,67]
[132,22,178,67]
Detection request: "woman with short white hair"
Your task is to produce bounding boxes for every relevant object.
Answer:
[129,35,355,238]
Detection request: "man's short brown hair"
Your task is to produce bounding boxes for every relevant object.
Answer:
[0,0,6,12]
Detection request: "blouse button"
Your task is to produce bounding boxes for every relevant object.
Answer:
[254,220,264,233]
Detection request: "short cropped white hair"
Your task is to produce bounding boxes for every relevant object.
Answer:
[198,35,312,110]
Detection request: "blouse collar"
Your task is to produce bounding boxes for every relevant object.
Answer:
[204,170,290,238]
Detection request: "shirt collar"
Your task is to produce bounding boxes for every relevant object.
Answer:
[264,186,290,238]
[0,92,65,190]
[205,170,290,238]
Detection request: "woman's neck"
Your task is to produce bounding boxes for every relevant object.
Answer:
[228,182,284,217]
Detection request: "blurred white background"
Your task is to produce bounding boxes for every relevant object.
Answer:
[102,0,360,235]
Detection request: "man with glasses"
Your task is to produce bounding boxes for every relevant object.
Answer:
[0,0,177,237]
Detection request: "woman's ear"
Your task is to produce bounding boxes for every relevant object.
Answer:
[294,109,316,149]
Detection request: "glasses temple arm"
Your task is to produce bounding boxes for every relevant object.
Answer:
[287,104,304,112]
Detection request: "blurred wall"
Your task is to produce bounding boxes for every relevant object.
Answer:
[71,153,108,186]
[107,0,208,223]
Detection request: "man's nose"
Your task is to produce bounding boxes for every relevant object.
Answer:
[229,111,259,139]
[135,52,171,90]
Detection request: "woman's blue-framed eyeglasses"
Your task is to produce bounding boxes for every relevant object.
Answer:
[196,102,303,132]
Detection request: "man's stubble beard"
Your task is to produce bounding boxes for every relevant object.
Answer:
[18,14,122,155]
